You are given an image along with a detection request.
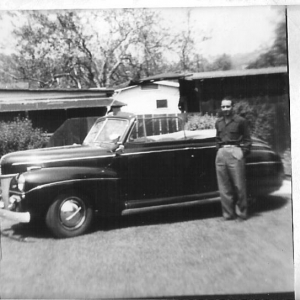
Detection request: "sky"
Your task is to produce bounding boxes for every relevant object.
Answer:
[0,5,285,59]
[158,6,285,58]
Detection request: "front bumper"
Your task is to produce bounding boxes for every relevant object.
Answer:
[0,173,30,223]
[0,207,30,223]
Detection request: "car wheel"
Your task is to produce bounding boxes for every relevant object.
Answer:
[45,192,93,238]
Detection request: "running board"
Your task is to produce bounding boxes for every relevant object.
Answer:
[121,196,220,216]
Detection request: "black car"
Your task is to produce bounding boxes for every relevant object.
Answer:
[0,113,284,238]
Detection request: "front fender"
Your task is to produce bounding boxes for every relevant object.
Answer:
[23,166,118,192]
[18,167,122,218]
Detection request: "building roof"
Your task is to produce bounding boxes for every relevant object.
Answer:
[115,80,179,93]
[154,80,179,87]
[0,89,126,112]
[189,66,287,80]
[131,66,287,85]
[129,73,190,86]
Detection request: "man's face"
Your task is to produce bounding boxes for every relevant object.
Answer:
[221,100,233,116]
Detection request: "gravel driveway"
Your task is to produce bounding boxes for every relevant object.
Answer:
[0,180,294,298]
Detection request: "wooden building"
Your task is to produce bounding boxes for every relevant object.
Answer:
[179,66,288,114]
[131,66,288,114]
[114,80,180,115]
[131,67,289,152]
[0,89,125,133]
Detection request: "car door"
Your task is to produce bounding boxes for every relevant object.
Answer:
[115,117,192,201]
[115,117,218,201]
[186,140,218,194]
[118,141,183,201]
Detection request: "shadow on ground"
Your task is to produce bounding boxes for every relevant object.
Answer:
[1,194,289,240]
[92,194,289,233]
[1,221,52,241]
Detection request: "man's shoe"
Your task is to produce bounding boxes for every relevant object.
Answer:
[223,215,236,221]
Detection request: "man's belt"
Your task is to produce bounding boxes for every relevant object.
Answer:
[220,143,240,148]
[222,145,237,148]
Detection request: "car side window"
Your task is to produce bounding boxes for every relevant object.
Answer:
[128,117,186,143]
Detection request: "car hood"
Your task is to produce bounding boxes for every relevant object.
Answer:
[0,144,114,175]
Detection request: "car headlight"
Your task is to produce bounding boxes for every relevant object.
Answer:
[17,174,26,192]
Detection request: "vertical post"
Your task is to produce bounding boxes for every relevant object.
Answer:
[159,118,162,135]
[166,115,170,133]
[142,115,147,138]
[136,119,139,138]
[151,114,155,135]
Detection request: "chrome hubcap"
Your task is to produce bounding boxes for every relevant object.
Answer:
[59,197,86,229]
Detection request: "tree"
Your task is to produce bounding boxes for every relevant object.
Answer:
[168,9,212,73]
[11,11,92,88]
[247,20,287,69]
[208,54,232,71]
[176,10,195,71]
[97,8,169,84]
[6,9,169,88]
[164,8,232,74]
[0,8,236,87]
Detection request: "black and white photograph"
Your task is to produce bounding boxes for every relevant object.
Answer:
[0,1,296,299]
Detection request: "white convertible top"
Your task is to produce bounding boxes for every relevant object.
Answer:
[147,129,216,142]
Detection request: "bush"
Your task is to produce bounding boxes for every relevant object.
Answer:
[0,118,49,157]
[232,100,256,131]
[185,113,217,130]
[233,100,276,147]
[184,101,278,151]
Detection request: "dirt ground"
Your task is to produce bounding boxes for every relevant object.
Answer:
[0,180,294,299]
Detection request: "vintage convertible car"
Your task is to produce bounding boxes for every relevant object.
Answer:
[0,112,284,238]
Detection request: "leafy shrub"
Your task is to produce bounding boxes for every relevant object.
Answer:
[232,100,256,131]
[185,113,217,130]
[185,101,278,150]
[233,100,276,146]
[0,118,49,157]
[252,105,276,146]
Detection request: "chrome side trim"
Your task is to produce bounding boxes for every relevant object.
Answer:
[125,191,220,209]
[9,145,277,167]
[12,154,115,166]
[122,197,220,216]
[24,177,119,194]
[246,161,282,166]
[12,145,216,165]
[122,146,276,158]
[122,145,216,156]
[27,166,42,171]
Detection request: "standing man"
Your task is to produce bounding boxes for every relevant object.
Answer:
[215,98,252,220]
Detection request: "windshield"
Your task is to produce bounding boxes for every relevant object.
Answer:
[83,118,129,146]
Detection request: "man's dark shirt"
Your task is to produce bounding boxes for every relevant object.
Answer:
[215,114,252,154]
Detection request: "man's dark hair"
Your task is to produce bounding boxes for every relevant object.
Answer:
[222,98,235,106]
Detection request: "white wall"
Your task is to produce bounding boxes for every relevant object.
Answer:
[114,84,180,115]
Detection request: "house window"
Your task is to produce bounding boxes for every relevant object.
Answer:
[141,84,158,90]
[156,99,168,108]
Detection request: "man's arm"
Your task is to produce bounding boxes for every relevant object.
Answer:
[241,119,252,155]
[215,121,222,150]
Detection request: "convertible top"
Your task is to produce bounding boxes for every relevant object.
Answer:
[148,129,216,142]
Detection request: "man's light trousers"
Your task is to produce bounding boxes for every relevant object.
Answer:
[215,146,248,219]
